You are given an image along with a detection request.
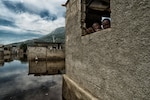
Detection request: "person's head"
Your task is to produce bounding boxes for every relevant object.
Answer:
[86,27,94,34]
[92,22,101,32]
[102,19,111,29]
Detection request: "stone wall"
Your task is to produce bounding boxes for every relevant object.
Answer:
[64,0,150,100]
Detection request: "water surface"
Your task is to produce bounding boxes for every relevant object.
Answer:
[0,55,64,100]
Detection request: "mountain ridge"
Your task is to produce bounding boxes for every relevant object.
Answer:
[9,27,65,46]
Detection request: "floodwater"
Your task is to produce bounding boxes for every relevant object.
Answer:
[0,54,65,100]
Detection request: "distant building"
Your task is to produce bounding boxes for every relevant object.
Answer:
[34,42,64,50]
[28,42,65,60]
[3,45,11,55]
[0,44,4,50]
[0,44,4,57]
[0,44,4,67]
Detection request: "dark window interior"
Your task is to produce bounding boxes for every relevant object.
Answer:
[4,48,8,50]
[86,0,110,27]
[86,9,110,28]
[82,0,110,35]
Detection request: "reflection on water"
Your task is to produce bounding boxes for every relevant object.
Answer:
[0,54,64,100]
[29,60,65,76]
[0,54,28,67]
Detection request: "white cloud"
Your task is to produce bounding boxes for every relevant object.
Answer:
[15,12,65,35]
[0,0,67,44]
[22,0,66,16]
[0,0,67,35]
[0,26,26,33]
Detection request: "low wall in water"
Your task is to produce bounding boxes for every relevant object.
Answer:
[0,51,4,59]
[28,60,65,75]
[28,46,65,60]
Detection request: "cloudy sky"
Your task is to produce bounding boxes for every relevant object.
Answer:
[0,0,66,45]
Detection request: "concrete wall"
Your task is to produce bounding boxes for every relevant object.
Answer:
[0,51,4,57]
[47,49,65,59]
[29,61,47,74]
[29,60,65,75]
[28,46,65,60]
[0,52,4,67]
[4,55,13,62]
[28,47,46,60]
[0,48,4,51]
[4,50,11,55]
[64,0,150,100]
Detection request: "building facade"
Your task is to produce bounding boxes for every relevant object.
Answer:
[28,42,65,60]
[63,0,150,100]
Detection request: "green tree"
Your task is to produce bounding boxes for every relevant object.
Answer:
[20,43,27,53]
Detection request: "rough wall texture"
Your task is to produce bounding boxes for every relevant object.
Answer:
[28,47,46,60]
[64,0,150,100]
[29,60,47,74]
[0,51,4,57]
[62,75,99,100]
[29,60,65,75]
[28,47,65,60]
[4,50,11,55]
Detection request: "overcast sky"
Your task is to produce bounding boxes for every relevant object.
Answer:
[0,0,66,45]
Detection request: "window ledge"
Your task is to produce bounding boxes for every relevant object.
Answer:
[82,28,112,36]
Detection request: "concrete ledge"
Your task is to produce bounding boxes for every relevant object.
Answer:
[62,75,99,100]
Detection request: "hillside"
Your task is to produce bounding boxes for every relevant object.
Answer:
[10,27,65,46]
[38,27,65,43]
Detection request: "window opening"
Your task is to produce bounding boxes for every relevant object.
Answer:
[82,0,110,36]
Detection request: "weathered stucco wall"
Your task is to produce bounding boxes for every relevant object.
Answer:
[28,47,65,60]
[28,47,46,60]
[29,60,65,75]
[0,51,4,57]
[47,49,65,59]
[64,0,150,100]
